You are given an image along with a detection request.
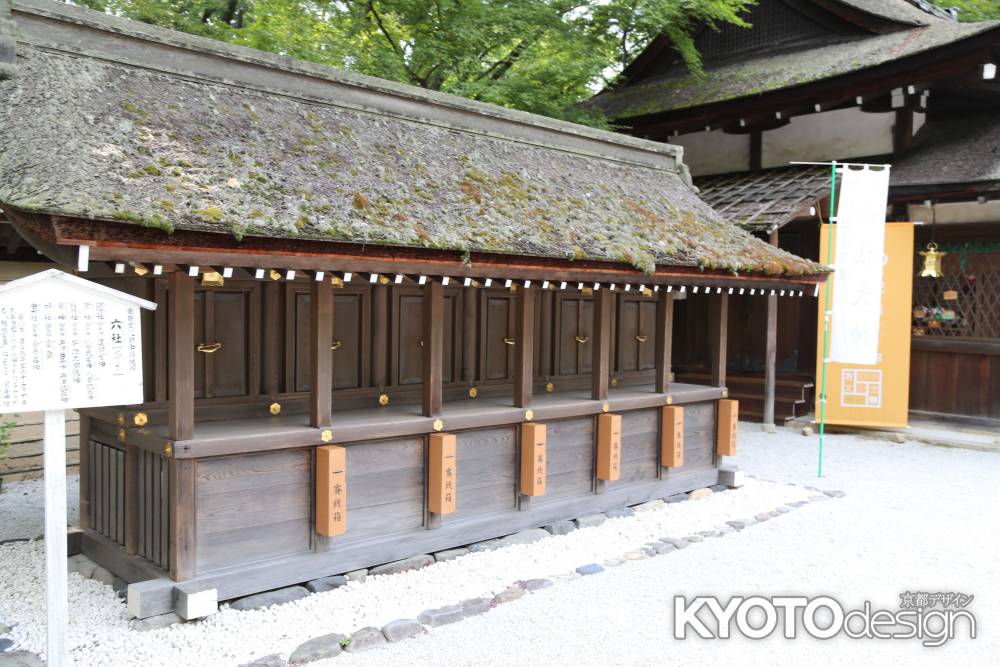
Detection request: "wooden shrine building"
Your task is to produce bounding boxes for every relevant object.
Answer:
[0,0,825,616]
[588,0,1000,426]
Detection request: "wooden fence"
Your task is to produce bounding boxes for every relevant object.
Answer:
[0,411,80,481]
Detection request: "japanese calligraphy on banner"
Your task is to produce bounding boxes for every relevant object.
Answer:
[817,223,914,429]
[0,270,156,413]
[828,165,891,365]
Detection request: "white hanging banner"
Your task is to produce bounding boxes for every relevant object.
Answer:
[829,165,891,365]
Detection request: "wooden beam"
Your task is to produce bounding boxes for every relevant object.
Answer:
[309,278,333,427]
[654,291,674,393]
[422,281,444,418]
[709,293,729,388]
[763,230,779,428]
[168,459,196,580]
[893,108,914,154]
[591,288,613,401]
[167,270,194,441]
[513,285,535,408]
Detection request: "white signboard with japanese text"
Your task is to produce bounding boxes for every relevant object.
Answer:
[829,164,891,365]
[0,270,156,413]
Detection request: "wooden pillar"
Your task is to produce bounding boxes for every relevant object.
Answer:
[124,443,139,556]
[261,281,282,397]
[462,286,477,384]
[168,271,194,441]
[763,230,779,428]
[514,285,535,408]
[422,281,444,418]
[309,278,333,427]
[709,293,728,388]
[538,289,553,378]
[372,284,388,389]
[591,288,613,401]
[655,291,674,393]
[169,458,196,580]
[78,415,92,530]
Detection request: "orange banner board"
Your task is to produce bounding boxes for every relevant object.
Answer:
[815,222,914,428]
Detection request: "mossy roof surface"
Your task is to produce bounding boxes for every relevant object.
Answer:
[589,21,999,121]
[0,46,823,276]
[839,0,949,25]
[892,111,1000,187]
[696,167,831,230]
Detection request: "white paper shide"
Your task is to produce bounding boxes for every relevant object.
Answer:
[0,269,157,413]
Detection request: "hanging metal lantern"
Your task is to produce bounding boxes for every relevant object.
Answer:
[918,242,945,278]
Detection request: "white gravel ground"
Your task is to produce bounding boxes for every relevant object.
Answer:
[1,423,997,665]
[0,475,79,542]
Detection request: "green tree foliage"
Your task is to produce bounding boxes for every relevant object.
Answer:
[948,1,1000,21]
[72,0,754,125]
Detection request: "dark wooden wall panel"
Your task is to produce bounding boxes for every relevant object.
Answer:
[535,417,594,502]
[445,427,517,521]
[195,450,312,573]
[619,408,659,483]
[910,346,1000,419]
[90,440,126,547]
[682,401,716,470]
[343,437,425,540]
[292,288,368,392]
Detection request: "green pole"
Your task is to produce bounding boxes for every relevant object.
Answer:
[817,161,838,478]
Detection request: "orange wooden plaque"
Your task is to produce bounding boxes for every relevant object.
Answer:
[661,405,684,467]
[596,413,622,481]
[521,423,547,496]
[316,445,347,537]
[717,399,739,457]
[428,433,457,514]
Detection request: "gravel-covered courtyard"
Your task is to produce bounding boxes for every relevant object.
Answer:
[1,423,998,665]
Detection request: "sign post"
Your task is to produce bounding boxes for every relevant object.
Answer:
[0,269,156,665]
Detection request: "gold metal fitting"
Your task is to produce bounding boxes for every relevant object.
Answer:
[433,419,444,432]
[545,382,554,393]
[468,387,478,399]
[509,284,518,293]
[269,402,282,415]
[117,427,126,442]
[581,287,593,296]
[201,271,225,287]
[611,377,619,387]
[524,409,534,422]
[642,287,653,297]
[321,429,333,443]
[378,393,390,407]
[721,388,729,398]
[117,412,125,427]
[164,442,173,458]
[602,402,610,413]
[133,412,148,427]
[330,276,344,288]
[132,263,149,277]
[379,275,391,285]
[666,395,673,405]
[269,269,282,281]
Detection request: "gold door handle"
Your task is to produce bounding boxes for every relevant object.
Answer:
[575,336,589,344]
[504,337,516,346]
[330,340,342,350]
[197,342,222,354]
[635,335,648,343]
[419,340,424,347]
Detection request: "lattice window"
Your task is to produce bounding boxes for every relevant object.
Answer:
[694,0,829,60]
[912,242,1000,340]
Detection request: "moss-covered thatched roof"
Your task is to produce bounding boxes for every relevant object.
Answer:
[0,42,822,276]
[892,111,1000,188]
[588,20,999,122]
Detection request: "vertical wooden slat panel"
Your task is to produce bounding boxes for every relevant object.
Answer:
[125,444,139,555]
[77,417,91,530]
[422,281,444,418]
[137,449,147,557]
[514,286,535,408]
[596,413,622,481]
[151,452,160,562]
[591,289,613,400]
[169,271,195,441]
[169,459,195,580]
[99,445,108,536]
[116,449,125,545]
[160,456,170,569]
[655,291,675,393]
[709,294,729,388]
[310,278,334,427]
[661,406,684,468]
